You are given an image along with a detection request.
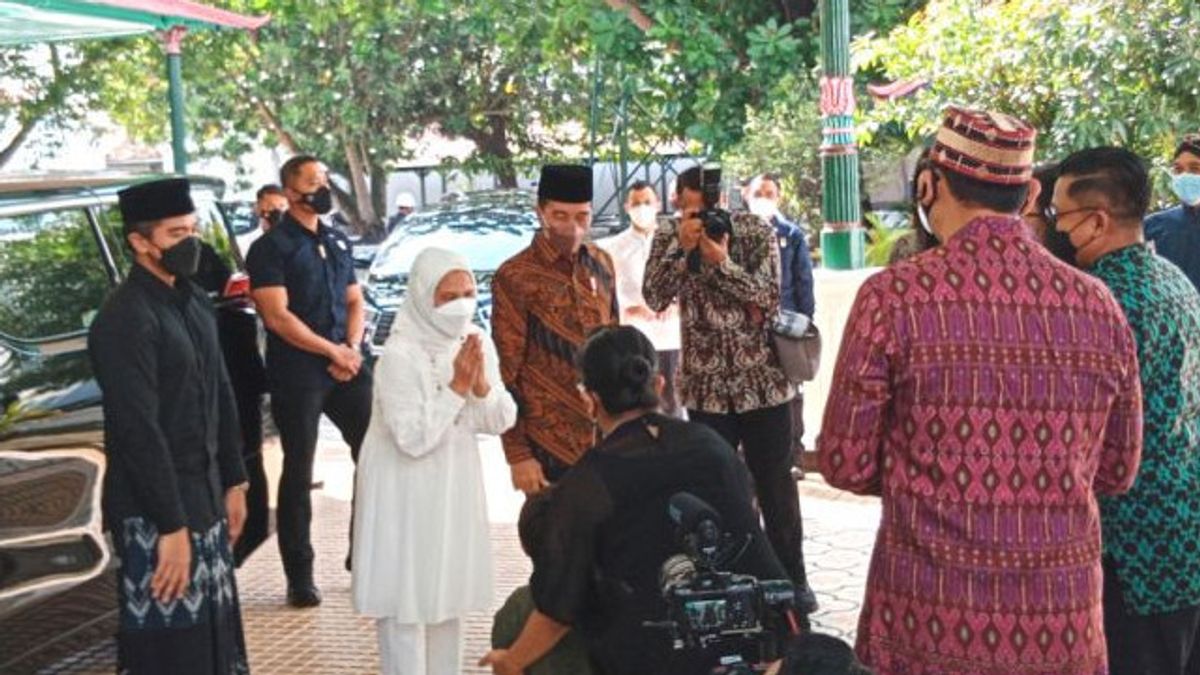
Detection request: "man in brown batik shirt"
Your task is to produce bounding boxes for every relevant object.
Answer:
[491,164,617,494]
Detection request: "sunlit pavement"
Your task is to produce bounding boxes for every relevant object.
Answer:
[35,424,880,674]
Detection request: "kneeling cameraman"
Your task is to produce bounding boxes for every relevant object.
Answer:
[481,325,790,675]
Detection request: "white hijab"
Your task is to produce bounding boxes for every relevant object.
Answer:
[389,247,477,352]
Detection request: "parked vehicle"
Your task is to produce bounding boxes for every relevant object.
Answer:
[0,173,251,672]
[363,190,538,352]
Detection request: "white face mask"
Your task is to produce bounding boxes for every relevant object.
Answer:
[431,296,477,337]
[747,197,778,220]
[629,204,657,230]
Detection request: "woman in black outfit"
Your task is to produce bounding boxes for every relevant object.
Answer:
[481,325,791,675]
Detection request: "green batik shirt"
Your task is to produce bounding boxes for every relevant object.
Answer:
[1092,243,1200,615]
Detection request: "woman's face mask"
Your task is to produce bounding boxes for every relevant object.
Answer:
[431,296,477,337]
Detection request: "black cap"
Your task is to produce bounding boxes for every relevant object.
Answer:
[537,164,593,204]
[117,178,195,233]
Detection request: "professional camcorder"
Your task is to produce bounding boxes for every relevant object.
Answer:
[646,493,800,674]
[686,165,735,273]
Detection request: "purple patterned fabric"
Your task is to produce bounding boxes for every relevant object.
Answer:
[819,216,1143,674]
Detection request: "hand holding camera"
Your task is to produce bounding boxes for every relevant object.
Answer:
[685,165,734,272]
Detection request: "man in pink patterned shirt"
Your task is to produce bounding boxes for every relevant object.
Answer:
[819,106,1143,674]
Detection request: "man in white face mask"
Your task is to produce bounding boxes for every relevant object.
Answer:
[742,174,815,478]
[595,181,683,416]
[1146,134,1200,294]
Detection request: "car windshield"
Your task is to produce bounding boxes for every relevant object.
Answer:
[371,190,538,277]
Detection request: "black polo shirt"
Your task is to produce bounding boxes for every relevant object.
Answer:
[245,212,357,389]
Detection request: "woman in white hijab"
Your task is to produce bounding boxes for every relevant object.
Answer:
[352,247,516,675]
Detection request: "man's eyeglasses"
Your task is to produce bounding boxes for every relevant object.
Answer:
[1044,205,1097,228]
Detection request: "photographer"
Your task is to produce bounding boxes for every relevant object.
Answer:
[480,326,787,675]
[644,166,816,611]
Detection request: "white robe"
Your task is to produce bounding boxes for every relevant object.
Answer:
[351,326,516,622]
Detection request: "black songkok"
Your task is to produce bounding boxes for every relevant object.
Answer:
[537,164,593,204]
[117,178,195,233]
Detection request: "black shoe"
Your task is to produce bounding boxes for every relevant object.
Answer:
[287,583,322,608]
[795,580,819,616]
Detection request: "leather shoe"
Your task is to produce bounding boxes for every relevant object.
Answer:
[287,584,322,608]
[795,579,819,616]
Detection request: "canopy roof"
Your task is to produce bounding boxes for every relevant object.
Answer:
[0,0,268,45]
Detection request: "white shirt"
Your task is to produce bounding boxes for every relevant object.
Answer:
[596,225,682,351]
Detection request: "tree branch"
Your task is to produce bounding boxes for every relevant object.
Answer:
[605,0,655,32]
[252,97,300,154]
[0,115,42,168]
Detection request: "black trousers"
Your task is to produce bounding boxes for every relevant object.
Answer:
[271,371,372,584]
[688,402,808,586]
[216,309,270,567]
[232,389,268,567]
[1104,557,1200,675]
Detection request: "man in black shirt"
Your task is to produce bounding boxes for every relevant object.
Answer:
[88,178,250,675]
[245,155,372,607]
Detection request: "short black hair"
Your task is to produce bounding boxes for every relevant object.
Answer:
[627,179,654,195]
[1175,136,1200,161]
[675,165,702,196]
[125,221,156,239]
[750,173,781,191]
[1057,146,1150,223]
[518,488,554,558]
[1032,162,1059,216]
[256,184,284,201]
[279,155,320,189]
[577,325,660,415]
[905,147,938,253]
[938,168,1031,214]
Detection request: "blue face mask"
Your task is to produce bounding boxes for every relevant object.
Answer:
[1173,173,1200,206]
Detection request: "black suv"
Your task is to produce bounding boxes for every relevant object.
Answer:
[0,174,247,672]
[363,189,539,352]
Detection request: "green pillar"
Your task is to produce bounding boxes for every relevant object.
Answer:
[818,0,864,269]
[163,26,188,175]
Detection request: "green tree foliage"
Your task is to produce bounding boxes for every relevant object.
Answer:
[721,0,925,229]
[0,43,113,169]
[95,0,584,235]
[856,0,1200,166]
[570,2,815,158]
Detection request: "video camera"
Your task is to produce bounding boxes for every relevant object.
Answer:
[646,493,800,674]
[686,164,735,273]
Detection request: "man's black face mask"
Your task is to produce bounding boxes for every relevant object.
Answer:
[301,186,334,215]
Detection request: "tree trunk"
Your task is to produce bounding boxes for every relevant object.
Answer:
[778,0,817,21]
[471,116,518,188]
[0,115,42,170]
[369,168,389,241]
[342,137,378,235]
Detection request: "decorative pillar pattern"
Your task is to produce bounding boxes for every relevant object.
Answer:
[818,0,864,269]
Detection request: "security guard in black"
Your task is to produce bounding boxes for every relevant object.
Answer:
[244,156,372,606]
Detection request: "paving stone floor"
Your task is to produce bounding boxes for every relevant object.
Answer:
[30,432,881,674]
